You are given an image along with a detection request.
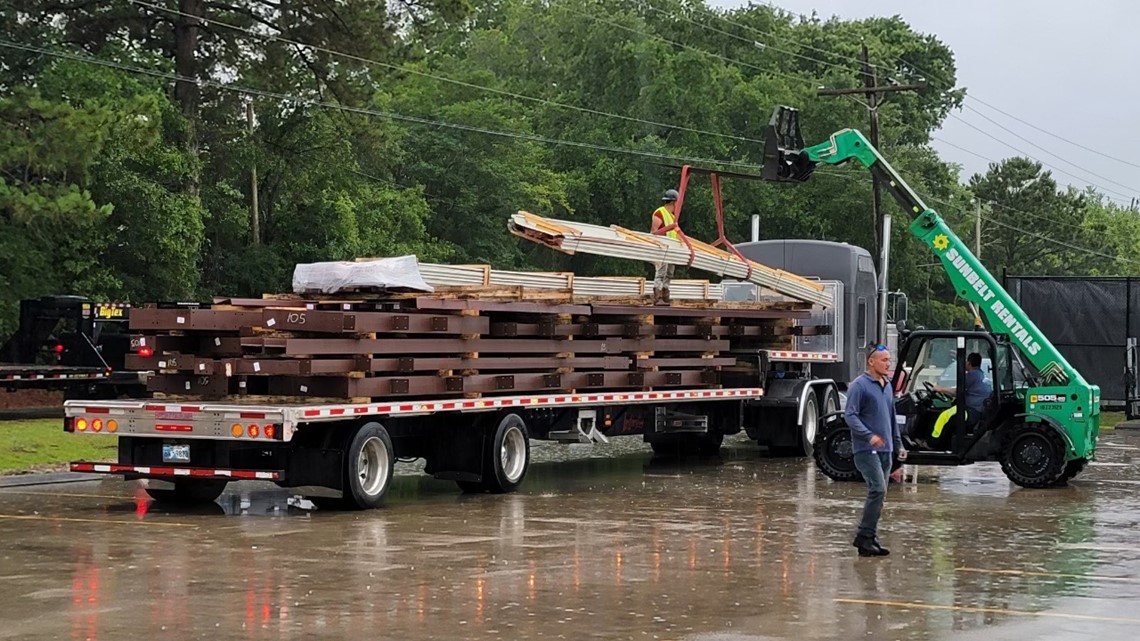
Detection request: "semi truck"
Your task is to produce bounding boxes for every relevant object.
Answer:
[60,106,1101,507]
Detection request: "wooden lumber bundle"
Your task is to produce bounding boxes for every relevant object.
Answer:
[125,285,827,403]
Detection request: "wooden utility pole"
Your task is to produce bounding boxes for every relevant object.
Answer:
[818,44,926,260]
[247,100,260,245]
[818,44,926,344]
[975,199,982,258]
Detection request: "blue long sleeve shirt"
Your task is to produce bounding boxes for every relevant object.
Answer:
[845,372,898,454]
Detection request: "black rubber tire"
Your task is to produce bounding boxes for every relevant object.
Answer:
[771,390,819,458]
[1054,458,1088,486]
[146,480,227,505]
[1000,423,1068,488]
[483,414,530,493]
[340,422,395,509]
[812,414,862,482]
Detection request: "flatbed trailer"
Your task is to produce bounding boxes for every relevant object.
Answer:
[65,387,765,508]
[1,364,110,386]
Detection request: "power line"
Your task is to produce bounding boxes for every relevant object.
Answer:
[638,1,870,78]
[946,113,1137,202]
[632,1,1138,210]
[930,135,997,163]
[556,3,820,90]
[691,1,904,81]
[729,1,1140,175]
[965,96,1140,170]
[129,0,763,145]
[0,39,761,172]
[960,103,1140,195]
[818,169,1134,264]
[982,216,1136,265]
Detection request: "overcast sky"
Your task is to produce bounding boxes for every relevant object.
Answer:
[712,0,1140,207]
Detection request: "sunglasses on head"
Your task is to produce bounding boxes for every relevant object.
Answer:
[873,344,888,352]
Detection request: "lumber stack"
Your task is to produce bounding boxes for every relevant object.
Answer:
[124,285,829,403]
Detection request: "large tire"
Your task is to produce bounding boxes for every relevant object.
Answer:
[1054,458,1088,486]
[812,414,862,482]
[336,422,395,509]
[771,390,819,458]
[463,413,530,494]
[146,480,227,505]
[1000,423,1068,488]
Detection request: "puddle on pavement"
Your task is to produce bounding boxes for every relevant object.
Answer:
[1,434,1139,640]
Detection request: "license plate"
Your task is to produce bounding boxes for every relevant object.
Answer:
[162,444,191,463]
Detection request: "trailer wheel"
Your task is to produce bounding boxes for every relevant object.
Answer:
[812,414,861,482]
[1000,423,1067,488]
[338,422,395,509]
[146,480,227,505]
[460,413,531,494]
[486,414,530,493]
[771,390,818,458]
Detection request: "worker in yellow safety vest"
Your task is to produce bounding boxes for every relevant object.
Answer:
[650,189,681,305]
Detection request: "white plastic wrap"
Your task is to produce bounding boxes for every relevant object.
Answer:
[292,256,435,294]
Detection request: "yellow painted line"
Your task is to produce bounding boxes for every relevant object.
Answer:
[957,567,1140,583]
[0,514,196,528]
[834,598,1140,625]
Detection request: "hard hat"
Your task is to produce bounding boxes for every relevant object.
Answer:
[661,189,679,202]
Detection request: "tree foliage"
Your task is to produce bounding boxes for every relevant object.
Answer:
[0,0,1134,338]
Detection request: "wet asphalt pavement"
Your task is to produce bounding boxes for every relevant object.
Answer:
[3,432,1140,641]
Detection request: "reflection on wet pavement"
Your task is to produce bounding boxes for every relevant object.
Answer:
[2,433,1140,640]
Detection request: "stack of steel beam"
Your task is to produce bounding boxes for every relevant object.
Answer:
[507,211,832,308]
[123,287,827,403]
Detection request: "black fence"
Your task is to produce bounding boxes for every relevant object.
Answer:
[1005,275,1138,408]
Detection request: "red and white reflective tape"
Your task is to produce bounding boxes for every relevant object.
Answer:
[71,461,280,481]
[293,387,764,421]
[766,349,839,360]
[144,404,204,413]
[3,372,107,381]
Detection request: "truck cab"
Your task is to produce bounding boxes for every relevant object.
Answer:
[720,239,896,457]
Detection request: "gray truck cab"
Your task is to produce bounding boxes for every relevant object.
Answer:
[736,239,880,385]
[724,239,888,456]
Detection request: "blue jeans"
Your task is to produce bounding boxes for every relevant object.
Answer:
[853,451,892,539]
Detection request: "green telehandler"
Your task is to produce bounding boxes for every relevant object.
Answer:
[762,106,1101,488]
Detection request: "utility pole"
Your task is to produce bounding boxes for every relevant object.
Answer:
[247,100,260,246]
[818,44,926,344]
[975,199,982,258]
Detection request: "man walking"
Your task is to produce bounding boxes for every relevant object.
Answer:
[650,189,681,305]
[844,344,906,557]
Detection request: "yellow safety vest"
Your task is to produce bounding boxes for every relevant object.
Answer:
[654,206,680,240]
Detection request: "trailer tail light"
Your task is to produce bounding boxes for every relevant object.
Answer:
[138,347,154,358]
[264,424,276,440]
[247,424,260,438]
[231,423,243,438]
[76,418,89,432]
[91,418,103,432]
[107,419,118,433]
